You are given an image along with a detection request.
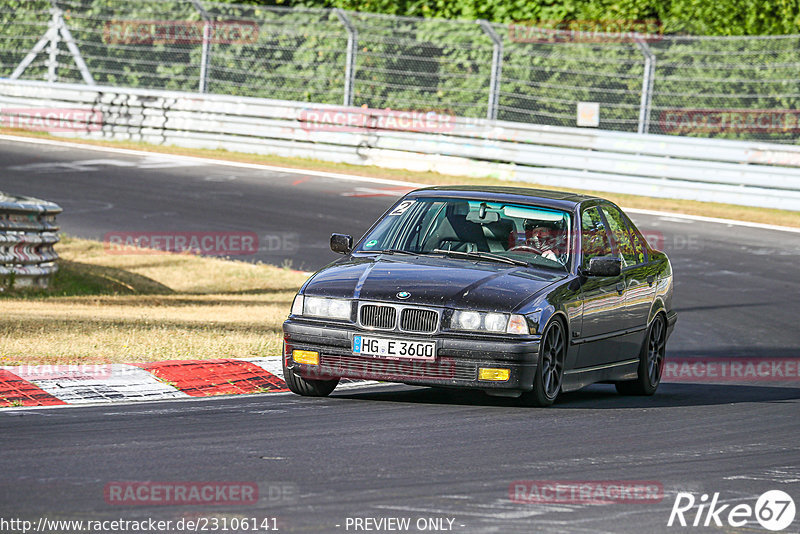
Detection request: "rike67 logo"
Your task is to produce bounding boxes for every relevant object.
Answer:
[668,490,796,531]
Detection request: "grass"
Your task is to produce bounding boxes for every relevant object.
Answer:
[3,127,800,229]
[0,237,309,366]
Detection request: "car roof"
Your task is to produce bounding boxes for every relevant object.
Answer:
[406,185,602,211]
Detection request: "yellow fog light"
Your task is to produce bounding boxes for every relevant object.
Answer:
[478,367,510,381]
[293,350,319,365]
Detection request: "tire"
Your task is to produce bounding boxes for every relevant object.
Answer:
[282,361,339,397]
[615,313,666,396]
[521,318,566,407]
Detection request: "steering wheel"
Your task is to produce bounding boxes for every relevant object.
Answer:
[508,245,544,255]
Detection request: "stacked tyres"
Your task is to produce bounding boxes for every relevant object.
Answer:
[0,192,61,289]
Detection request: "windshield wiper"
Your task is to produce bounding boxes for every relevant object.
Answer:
[379,249,426,256]
[432,249,529,267]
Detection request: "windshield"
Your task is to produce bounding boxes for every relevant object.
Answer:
[355,197,572,270]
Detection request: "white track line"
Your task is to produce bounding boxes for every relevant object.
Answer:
[2,133,798,234]
[245,357,379,390]
[624,207,800,234]
[0,134,425,188]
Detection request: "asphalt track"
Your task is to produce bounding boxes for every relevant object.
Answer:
[1,138,799,533]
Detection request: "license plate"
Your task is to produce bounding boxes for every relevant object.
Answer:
[352,335,436,360]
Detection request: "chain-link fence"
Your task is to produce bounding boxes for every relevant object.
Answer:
[3,0,800,143]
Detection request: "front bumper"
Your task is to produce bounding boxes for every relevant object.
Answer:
[283,319,540,392]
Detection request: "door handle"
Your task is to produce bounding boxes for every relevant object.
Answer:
[615,281,626,294]
[647,275,656,287]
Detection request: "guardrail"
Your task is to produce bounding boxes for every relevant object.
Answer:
[0,191,61,289]
[2,78,800,211]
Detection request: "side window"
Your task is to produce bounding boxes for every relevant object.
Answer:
[601,205,645,266]
[580,206,612,269]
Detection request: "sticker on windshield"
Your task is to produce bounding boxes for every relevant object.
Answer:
[389,201,415,216]
[364,239,378,248]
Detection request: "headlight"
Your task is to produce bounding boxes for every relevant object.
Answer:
[484,313,507,332]
[452,310,481,330]
[327,299,352,319]
[295,296,352,320]
[450,311,529,335]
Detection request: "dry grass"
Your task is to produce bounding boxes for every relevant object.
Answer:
[0,238,308,366]
[3,127,800,228]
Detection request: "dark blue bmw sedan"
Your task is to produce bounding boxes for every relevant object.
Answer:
[282,186,676,406]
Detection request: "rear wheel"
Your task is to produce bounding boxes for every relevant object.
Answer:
[616,314,666,396]
[282,361,339,397]
[522,319,566,407]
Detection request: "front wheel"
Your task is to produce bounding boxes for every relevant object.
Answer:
[283,361,339,397]
[522,319,566,407]
[616,314,666,396]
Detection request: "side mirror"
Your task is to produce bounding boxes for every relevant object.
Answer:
[584,256,621,277]
[330,233,353,254]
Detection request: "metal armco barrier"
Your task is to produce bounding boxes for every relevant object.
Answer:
[0,191,61,289]
[2,79,800,211]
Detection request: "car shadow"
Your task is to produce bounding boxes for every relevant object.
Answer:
[334,382,800,409]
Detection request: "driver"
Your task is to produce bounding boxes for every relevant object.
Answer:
[523,220,567,264]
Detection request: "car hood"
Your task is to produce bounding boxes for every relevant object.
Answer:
[302,254,565,313]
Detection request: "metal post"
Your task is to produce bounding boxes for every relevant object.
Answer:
[335,9,357,107]
[11,5,95,85]
[54,9,94,85]
[11,26,56,80]
[191,0,212,93]
[47,11,59,83]
[478,20,503,121]
[635,37,655,135]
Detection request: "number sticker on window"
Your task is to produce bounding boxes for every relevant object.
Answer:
[389,201,415,216]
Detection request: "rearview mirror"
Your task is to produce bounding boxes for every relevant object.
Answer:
[466,211,499,224]
[584,256,621,277]
[330,233,353,254]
